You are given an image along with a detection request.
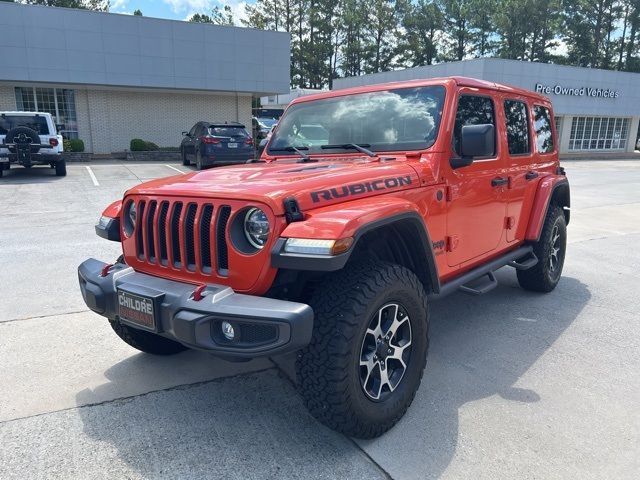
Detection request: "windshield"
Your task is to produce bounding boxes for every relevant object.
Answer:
[208,127,249,138]
[0,115,50,135]
[257,117,277,129]
[268,86,445,155]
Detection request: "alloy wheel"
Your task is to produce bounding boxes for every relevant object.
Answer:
[359,303,412,401]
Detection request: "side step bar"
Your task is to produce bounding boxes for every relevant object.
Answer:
[428,246,536,301]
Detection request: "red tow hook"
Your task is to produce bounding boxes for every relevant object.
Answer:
[100,263,114,277]
[192,284,207,301]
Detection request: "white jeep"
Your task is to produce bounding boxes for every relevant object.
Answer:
[0,111,65,177]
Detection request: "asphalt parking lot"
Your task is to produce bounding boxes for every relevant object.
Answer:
[1,159,639,479]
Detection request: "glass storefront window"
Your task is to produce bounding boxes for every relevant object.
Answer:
[568,116,630,151]
[15,87,78,139]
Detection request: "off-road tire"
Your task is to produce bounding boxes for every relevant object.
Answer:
[109,320,188,355]
[55,159,67,176]
[181,148,189,166]
[517,205,567,292]
[296,260,429,438]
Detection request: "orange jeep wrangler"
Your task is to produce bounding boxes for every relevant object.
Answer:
[79,77,569,438]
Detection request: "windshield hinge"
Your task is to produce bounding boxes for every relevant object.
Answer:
[284,197,304,223]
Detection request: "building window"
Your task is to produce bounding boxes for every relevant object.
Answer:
[15,87,78,139]
[568,116,630,151]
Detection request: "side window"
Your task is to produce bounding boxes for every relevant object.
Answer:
[504,100,530,155]
[533,106,555,153]
[453,95,495,157]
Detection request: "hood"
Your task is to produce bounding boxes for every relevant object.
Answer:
[127,158,427,215]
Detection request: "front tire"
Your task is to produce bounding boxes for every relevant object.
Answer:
[55,159,66,177]
[109,320,188,355]
[181,148,189,166]
[517,205,567,292]
[296,260,429,438]
[196,150,203,170]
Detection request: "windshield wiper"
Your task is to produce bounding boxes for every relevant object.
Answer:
[269,146,316,162]
[320,143,376,157]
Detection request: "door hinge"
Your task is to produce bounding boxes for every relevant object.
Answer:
[504,216,515,230]
[445,235,459,252]
[445,186,453,202]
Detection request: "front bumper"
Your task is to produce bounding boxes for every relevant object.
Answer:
[78,258,313,359]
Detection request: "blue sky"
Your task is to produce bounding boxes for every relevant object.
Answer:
[110,0,252,23]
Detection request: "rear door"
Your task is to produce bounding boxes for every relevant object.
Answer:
[446,92,508,267]
[502,97,534,242]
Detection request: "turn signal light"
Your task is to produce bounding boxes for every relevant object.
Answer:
[49,138,59,147]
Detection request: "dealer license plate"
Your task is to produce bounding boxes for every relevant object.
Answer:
[117,290,156,330]
[228,143,238,148]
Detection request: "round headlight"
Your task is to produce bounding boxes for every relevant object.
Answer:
[244,207,270,249]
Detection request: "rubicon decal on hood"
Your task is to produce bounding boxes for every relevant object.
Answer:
[311,176,412,203]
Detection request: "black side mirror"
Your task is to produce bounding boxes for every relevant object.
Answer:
[182,131,189,136]
[451,124,495,169]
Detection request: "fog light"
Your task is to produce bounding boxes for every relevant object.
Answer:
[222,321,235,340]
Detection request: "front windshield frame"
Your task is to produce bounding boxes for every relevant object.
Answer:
[267,85,446,157]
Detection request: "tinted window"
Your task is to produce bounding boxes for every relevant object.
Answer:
[0,115,50,135]
[209,127,249,138]
[533,106,554,153]
[453,95,495,156]
[504,100,530,155]
[268,86,446,154]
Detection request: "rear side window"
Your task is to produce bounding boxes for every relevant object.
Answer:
[453,95,496,156]
[504,100,530,155]
[209,127,249,138]
[0,115,50,135]
[533,106,554,153]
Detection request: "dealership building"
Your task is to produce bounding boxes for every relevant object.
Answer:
[0,2,290,154]
[335,58,640,155]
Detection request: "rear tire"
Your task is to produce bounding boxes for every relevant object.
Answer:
[109,320,188,355]
[55,159,66,177]
[517,205,567,292]
[296,260,429,438]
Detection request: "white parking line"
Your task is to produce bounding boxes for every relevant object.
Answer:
[85,166,99,186]
[166,165,185,174]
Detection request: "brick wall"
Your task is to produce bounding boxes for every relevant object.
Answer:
[0,85,17,110]
[84,89,252,153]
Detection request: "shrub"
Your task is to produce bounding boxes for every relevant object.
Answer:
[130,139,160,151]
[68,139,85,152]
[130,138,147,151]
[63,138,85,152]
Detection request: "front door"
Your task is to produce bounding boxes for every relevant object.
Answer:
[446,93,507,267]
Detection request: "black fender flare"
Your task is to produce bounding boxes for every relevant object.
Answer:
[271,212,440,294]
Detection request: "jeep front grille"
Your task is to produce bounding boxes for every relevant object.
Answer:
[132,199,231,277]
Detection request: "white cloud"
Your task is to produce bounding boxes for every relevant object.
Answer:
[110,0,129,11]
[165,0,249,25]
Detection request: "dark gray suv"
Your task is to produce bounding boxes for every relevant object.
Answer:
[180,122,254,170]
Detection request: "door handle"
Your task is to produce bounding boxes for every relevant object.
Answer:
[491,177,509,187]
[525,171,539,180]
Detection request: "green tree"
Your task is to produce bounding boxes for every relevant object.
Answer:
[133,8,142,16]
[189,5,234,25]
[397,0,443,66]
[23,0,109,9]
[438,0,473,60]
[468,0,497,56]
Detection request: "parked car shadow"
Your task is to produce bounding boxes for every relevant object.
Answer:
[0,166,65,183]
[355,269,590,479]
[74,268,589,479]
